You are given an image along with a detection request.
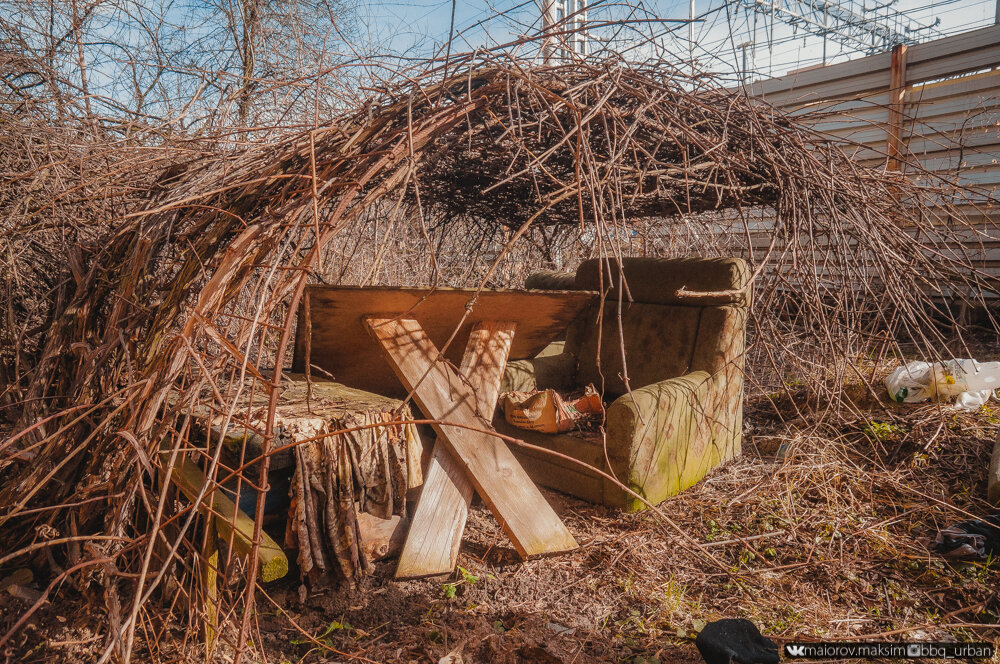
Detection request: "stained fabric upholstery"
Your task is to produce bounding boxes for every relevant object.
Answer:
[499,257,749,510]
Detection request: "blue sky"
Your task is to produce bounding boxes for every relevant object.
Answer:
[353,0,696,58]
[351,0,995,78]
[31,0,993,122]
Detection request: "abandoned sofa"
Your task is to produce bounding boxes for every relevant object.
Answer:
[496,257,750,511]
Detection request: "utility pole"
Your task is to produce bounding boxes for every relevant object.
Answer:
[738,41,752,82]
[689,0,696,73]
[822,4,828,64]
[540,0,587,63]
[542,0,557,64]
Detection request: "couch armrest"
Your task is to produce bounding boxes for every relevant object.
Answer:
[606,371,736,510]
[500,352,577,394]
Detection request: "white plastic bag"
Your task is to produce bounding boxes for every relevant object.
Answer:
[933,359,1000,395]
[955,389,994,411]
[884,359,998,411]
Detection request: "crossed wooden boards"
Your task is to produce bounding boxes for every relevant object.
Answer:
[293,286,593,578]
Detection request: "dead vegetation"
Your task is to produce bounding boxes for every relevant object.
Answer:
[10,397,998,663]
[2,48,1000,663]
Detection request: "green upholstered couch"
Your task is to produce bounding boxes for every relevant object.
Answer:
[497,257,750,511]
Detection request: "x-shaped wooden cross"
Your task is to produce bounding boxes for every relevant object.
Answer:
[365,317,578,578]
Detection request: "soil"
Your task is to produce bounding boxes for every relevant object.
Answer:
[249,487,715,664]
[5,392,1000,663]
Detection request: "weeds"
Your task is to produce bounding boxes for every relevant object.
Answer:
[441,566,480,600]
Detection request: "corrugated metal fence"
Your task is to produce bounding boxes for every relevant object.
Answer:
[750,24,1000,202]
[709,25,1000,284]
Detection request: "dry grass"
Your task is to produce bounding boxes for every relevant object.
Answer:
[8,390,997,663]
[253,394,1000,661]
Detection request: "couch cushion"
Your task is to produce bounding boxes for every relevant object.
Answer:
[493,417,616,506]
[573,301,701,397]
[690,305,746,375]
[575,257,749,307]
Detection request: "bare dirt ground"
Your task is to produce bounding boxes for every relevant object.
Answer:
[5,390,1000,663]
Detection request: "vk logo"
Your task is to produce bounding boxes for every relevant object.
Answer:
[785,645,807,657]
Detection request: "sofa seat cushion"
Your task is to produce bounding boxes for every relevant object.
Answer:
[493,416,628,508]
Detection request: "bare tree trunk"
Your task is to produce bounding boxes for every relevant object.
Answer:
[70,0,92,117]
[237,0,259,126]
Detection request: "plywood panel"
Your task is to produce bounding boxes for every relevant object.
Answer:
[293,287,595,397]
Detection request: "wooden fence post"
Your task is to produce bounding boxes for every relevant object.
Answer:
[887,43,909,171]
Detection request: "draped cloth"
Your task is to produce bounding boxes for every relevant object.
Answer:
[289,399,422,584]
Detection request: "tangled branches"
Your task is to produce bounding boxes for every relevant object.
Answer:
[0,53,997,661]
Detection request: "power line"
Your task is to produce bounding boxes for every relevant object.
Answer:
[732,0,943,58]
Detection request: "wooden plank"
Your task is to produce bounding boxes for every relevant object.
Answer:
[366,317,578,560]
[459,320,517,416]
[356,513,408,561]
[202,523,219,656]
[292,287,595,398]
[395,444,474,578]
[395,320,516,579]
[161,454,288,582]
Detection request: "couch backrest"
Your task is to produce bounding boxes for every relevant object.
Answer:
[561,257,749,397]
[524,270,577,291]
[568,302,701,395]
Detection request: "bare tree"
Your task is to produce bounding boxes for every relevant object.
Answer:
[0,0,361,128]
